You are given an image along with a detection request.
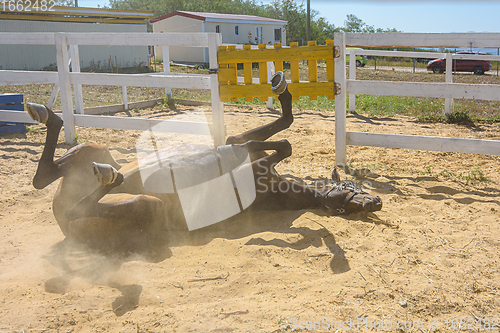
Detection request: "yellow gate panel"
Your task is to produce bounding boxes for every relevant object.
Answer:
[218,40,335,102]
[218,44,334,63]
[219,82,335,101]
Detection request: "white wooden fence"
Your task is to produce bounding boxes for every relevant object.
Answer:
[335,32,500,165]
[0,32,225,146]
[348,48,500,115]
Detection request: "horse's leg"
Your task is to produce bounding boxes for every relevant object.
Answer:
[226,73,293,144]
[27,104,64,189]
[67,192,164,253]
[28,104,121,191]
[64,163,164,251]
[240,139,292,167]
[65,163,161,221]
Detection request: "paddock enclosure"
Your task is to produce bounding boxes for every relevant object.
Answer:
[1,33,500,332]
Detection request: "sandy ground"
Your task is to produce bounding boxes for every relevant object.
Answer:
[1,103,499,333]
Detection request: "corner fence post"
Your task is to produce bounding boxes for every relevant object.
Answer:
[209,33,225,147]
[55,32,76,144]
[334,33,347,166]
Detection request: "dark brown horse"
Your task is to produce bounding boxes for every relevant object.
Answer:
[27,72,381,252]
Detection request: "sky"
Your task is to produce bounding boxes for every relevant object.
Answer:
[76,0,500,34]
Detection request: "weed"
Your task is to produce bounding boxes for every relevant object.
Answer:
[464,166,490,183]
[439,166,490,184]
[439,169,456,179]
[446,110,473,124]
[26,126,42,134]
[75,135,89,144]
[162,94,176,109]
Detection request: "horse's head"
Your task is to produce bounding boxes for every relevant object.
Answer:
[322,168,382,214]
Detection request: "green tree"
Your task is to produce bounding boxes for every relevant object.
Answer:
[341,14,398,33]
[54,0,74,5]
[262,0,337,44]
[108,0,262,19]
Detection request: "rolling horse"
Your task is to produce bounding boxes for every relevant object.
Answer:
[26,72,382,252]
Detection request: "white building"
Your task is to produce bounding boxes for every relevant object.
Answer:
[0,7,153,70]
[152,11,287,63]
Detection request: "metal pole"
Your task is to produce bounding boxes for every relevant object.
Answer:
[306,0,310,42]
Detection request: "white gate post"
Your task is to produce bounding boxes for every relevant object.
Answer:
[334,33,347,166]
[266,60,275,109]
[445,52,454,116]
[163,45,172,97]
[348,48,356,112]
[55,32,76,144]
[209,33,225,147]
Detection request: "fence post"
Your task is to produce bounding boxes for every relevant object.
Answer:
[69,44,84,115]
[445,52,454,116]
[266,60,275,109]
[122,86,128,110]
[163,45,171,97]
[348,48,356,112]
[209,33,225,147]
[55,32,76,144]
[334,33,347,166]
[47,84,59,109]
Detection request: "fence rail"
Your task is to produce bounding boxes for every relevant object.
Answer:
[344,32,500,48]
[348,48,500,114]
[335,32,500,165]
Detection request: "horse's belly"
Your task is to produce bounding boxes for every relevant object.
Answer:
[115,144,257,230]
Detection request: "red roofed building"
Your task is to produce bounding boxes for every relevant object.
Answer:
[151,11,287,63]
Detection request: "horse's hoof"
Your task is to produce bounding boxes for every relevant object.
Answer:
[26,103,49,124]
[271,71,287,95]
[92,162,123,186]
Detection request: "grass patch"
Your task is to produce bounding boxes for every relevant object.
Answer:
[283,95,335,111]
[439,166,490,184]
[170,88,211,102]
[355,95,446,120]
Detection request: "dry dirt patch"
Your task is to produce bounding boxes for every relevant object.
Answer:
[1,104,499,332]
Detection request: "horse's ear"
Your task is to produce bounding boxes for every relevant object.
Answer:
[331,168,341,183]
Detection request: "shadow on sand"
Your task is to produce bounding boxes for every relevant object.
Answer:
[42,205,384,315]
